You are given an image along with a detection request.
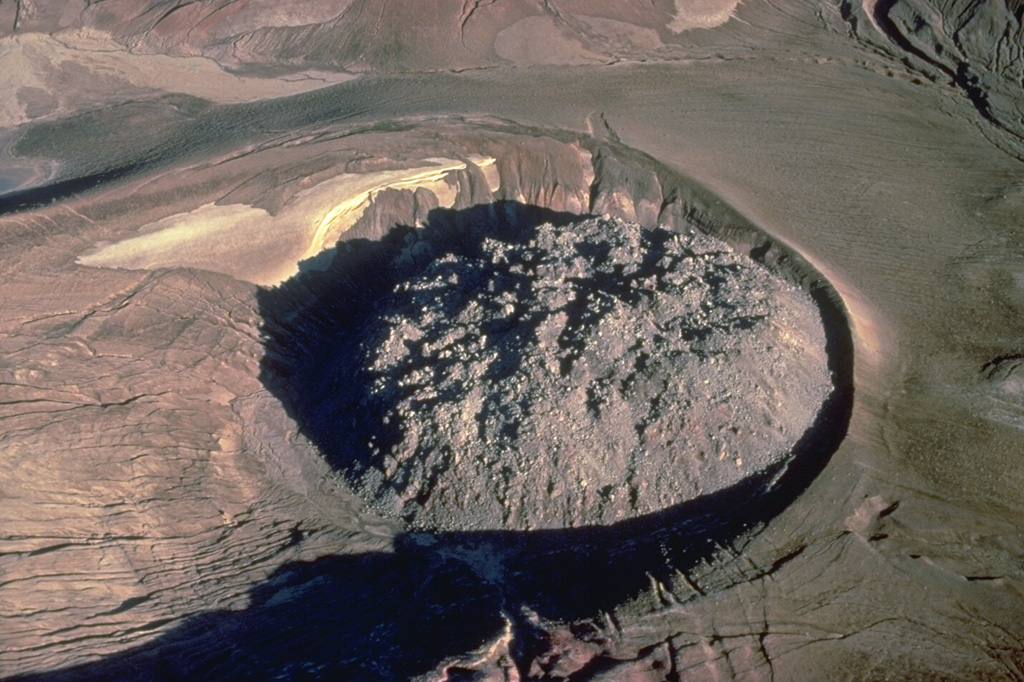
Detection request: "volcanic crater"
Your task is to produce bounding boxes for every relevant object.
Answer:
[263,196,835,532]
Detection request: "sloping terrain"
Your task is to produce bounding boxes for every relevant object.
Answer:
[1,1,1024,680]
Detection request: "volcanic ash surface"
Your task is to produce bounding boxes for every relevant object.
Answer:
[342,217,832,530]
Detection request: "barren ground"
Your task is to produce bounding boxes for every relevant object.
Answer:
[1,1,1024,680]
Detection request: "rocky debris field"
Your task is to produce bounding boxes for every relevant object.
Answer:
[303,216,831,530]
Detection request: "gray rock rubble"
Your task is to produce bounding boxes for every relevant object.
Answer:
[339,217,831,530]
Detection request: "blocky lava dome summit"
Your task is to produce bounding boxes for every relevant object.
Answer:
[315,217,831,531]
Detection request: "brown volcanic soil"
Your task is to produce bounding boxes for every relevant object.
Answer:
[2,1,1024,681]
[317,217,829,531]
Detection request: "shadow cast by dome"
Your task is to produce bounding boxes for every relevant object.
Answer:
[11,202,853,682]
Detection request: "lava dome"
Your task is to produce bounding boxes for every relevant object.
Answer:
[317,216,833,530]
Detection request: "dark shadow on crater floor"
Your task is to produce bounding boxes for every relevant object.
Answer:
[11,202,853,682]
